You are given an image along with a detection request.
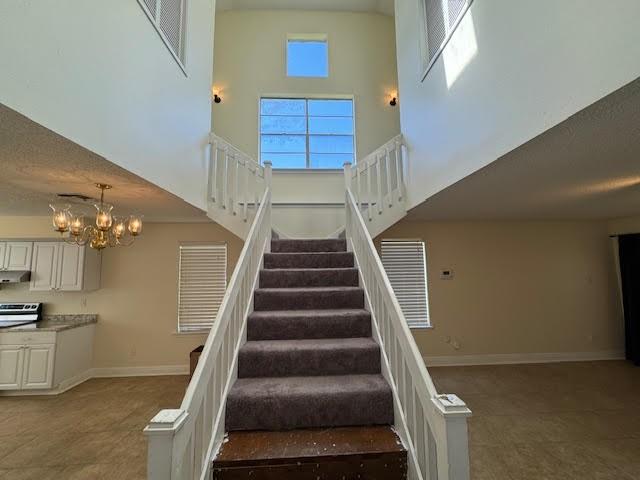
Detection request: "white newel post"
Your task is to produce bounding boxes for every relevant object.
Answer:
[264,161,272,189]
[432,394,472,480]
[343,161,352,191]
[144,409,189,480]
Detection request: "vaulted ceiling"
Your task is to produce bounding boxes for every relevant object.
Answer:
[216,0,394,16]
[0,104,208,222]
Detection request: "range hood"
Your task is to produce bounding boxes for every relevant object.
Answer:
[0,271,31,284]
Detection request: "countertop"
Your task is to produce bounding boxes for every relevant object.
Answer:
[1,314,98,332]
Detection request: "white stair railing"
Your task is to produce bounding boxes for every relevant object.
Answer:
[207,133,268,239]
[144,165,272,480]
[350,134,407,237]
[344,174,471,480]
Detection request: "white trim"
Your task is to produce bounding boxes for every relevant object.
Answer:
[90,364,189,377]
[423,350,625,367]
[0,364,189,396]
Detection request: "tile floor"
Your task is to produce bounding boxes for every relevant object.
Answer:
[430,360,640,480]
[0,376,188,479]
[0,362,637,479]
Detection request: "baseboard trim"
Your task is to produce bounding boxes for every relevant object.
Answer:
[89,364,190,378]
[423,350,625,367]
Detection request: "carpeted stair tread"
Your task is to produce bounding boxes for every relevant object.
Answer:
[254,287,364,311]
[247,309,372,340]
[264,252,354,269]
[260,268,359,288]
[225,374,393,431]
[271,238,347,253]
[238,338,380,378]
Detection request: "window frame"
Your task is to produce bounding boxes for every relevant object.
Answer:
[286,33,329,78]
[381,239,432,329]
[176,243,227,334]
[137,0,189,76]
[258,94,357,171]
[418,0,475,82]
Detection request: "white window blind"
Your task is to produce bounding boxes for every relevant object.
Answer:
[137,0,187,67]
[381,240,431,329]
[178,244,227,332]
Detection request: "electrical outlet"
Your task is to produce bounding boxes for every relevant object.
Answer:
[440,269,454,280]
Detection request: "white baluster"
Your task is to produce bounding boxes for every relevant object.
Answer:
[243,158,249,222]
[208,140,218,203]
[376,154,383,214]
[367,160,373,221]
[222,147,229,209]
[395,139,404,202]
[356,163,362,210]
[385,147,393,207]
[233,154,239,215]
[343,161,352,191]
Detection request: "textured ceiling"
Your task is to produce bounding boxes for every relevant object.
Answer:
[407,78,640,221]
[0,104,208,222]
[216,0,394,16]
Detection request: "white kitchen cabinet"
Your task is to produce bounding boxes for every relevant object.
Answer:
[0,325,95,392]
[0,242,33,271]
[0,345,24,389]
[30,242,101,292]
[22,344,55,389]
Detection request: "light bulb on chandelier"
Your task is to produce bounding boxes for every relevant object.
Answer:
[49,184,143,250]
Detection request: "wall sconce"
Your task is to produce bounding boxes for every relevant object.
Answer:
[212,86,222,104]
[389,97,397,107]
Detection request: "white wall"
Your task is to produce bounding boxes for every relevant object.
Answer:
[395,0,640,211]
[0,0,216,211]
[212,10,400,236]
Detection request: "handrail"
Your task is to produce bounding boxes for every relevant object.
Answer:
[344,183,471,480]
[145,169,272,480]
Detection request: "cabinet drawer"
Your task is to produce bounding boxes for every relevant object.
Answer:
[0,331,56,345]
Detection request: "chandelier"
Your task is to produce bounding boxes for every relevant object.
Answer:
[49,183,143,250]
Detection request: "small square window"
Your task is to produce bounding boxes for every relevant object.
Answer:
[287,35,328,77]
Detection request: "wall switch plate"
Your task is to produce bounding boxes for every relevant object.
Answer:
[440,269,454,280]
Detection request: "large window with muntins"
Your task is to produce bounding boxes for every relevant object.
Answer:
[260,98,354,169]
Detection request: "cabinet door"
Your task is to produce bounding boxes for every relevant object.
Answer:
[0,242,6,269]
[57,244,85,291]
[0,345,24,390]
[5,242,33,271]
[30,243,59,291]
[22,344,55,389]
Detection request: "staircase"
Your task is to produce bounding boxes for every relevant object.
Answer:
[145,142,471,480]
[215,238,406,478]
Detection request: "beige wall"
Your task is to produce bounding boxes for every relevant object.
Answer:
[376,219,624,358]
[608,215,640,235]
[211,9,400,229]
[0,217,243,369]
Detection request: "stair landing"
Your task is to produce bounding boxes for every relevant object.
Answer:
[212,426,407,480]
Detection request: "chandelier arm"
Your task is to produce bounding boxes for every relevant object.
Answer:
[115,235,136,247]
